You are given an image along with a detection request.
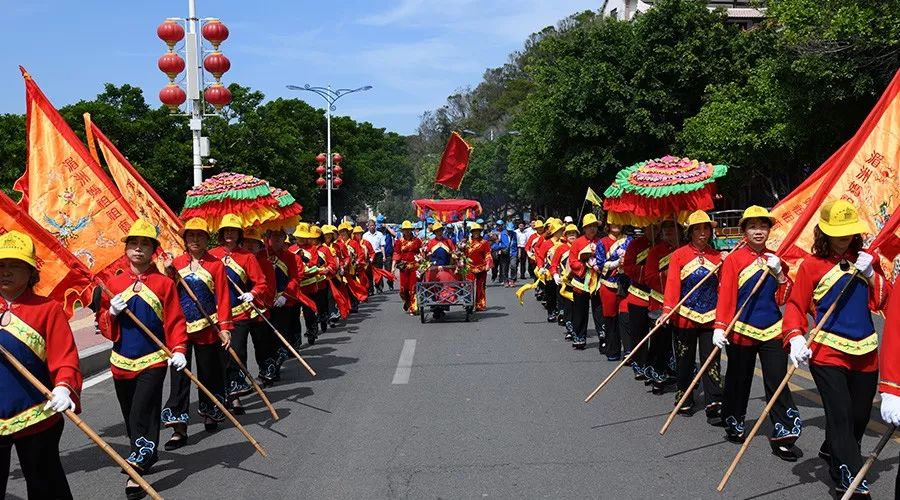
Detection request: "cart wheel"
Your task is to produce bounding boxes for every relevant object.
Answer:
[419,308,426,324]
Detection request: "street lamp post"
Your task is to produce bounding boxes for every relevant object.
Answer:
[286,84,372,223]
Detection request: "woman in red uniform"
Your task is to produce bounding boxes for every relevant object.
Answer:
[0,231,82,500]
[551,224,579,339]
[98,220,188,498]
[660,211,723,422]
[267,227,305,377]
[161,217,233,449]
[622,224,653,379]
[713,206,801,461]
[568,214,603,349]
[595,223,631,360]
[878,266,900,499]
[465,223,493,311]
[643,219,679,394]
[393,221,422,314]
[782,200,889,496]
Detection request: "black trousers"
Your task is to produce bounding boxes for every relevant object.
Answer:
[301,291,319,336]
[629,303,650,366]
[315,288,329,327]
[809,364,878,485]
[605,313,631,357]
[271,305,302,346]
[491,251,499,281]
[558,287,573,326]
[674,328,722,407]
[496,252,510,282]
[114,366,167,472]
[384,254,394,289]
[545,281,558,316]
[163,342,227,425]
[518,249,528,279]
[572,291,602,342]
[722,340,800,442]
[647,319,673,375]
[228,319,276,382]
[371,254,384,292]
[1,419,72,499]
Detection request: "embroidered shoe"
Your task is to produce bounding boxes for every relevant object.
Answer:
[705,402,723,426]
[836,465,870,497]
[632,362,647,381]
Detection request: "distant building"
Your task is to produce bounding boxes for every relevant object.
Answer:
[609,0,765,29]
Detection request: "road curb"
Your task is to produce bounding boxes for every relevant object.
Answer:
[79,342,112,379]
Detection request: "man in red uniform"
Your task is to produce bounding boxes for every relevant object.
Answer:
[208,214,269,412]
[568,214,603,349]
[0,231,82,499]
[393,221,422,314]
[98,220,188,495]
[162,217,233,449]
[466,223,493,311]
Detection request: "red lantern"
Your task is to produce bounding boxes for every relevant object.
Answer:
[203,52,231,80]
[333,165,343,176]
[202,19,229,50]
[315,165,326,175]
[158,53,185,80]
[160,84,186,111]
[204,83,232,110]
[332,153,343,163]
[157,20,185,50]
[333,176,343,188]
[315,153,327,163]
[315,177,326,188]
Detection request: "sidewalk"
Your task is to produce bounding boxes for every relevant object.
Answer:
[69,307,111,378]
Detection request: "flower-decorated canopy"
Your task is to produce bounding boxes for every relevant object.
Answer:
[180,172,281,231]
[413,199,482,223]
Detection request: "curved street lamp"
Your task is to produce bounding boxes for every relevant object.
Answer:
[286,84,373,223]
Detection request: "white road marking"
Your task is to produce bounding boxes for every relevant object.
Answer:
[83,370,112,389]
[392,339,417,385]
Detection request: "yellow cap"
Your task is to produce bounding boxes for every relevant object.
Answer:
[546,220,564,236]
[581,213,599,228]
[352,225,364,234]
[0,230,37,268]
[293,222,315,239]
[121,219,160,244]
[469,222,483,231]
[685,210,717,229]
[243,226,264,242]
[400,220,414,230]
[739,205,775,226]
[533,220,544,230]
[431,222,444,231]
[565,224,579,234]
[310,225,323,238]
[181,217,209,236]
[219,213,243,231]
[338,222,353,232]
[321,224,337,235]
[818,200,867,237]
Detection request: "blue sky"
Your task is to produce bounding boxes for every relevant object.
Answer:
[0,0,603,135]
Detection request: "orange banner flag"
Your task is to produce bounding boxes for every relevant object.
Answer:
[434,131,473,190]
[0,191,93,316]
[85,114,184,258]
[13,67,139,282]
[768,69,900,274]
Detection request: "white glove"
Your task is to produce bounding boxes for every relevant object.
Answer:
[788,336,812,368]
[109,294,128,317]
[553,274,561,285]
[587,257,597,268]
[44,386,75,413]
[273,295,287,308]
[168,352,187,371]
[880,393,900,426]
[605,259,621,270]
[713,328,729,349]
[238,292,255,303]
[855,251,875,278]
[765,253,782,275]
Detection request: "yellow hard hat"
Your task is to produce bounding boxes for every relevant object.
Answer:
[181,217,209,236]
[565,224,579,234]
[293,222,314,239]
[533,220,545,230]
[818,200,867,237]
[0,230,37,268]
[310,225,324,238]
[581,213,599,228]
[548,220,565,235]
[400,220,414,230]
[739,205,775,226]
[243,226,264,242]
[121,219,160,244]
[685,210,717,229]
[469,222,483,232]
[431,222,444,231]
[352,225,364,234]
[219,213,243,231]
[338,222,353,232]
[321,224,337,235]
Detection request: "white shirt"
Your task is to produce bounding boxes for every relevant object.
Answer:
[515,228,534,247]
[362,230,385,254]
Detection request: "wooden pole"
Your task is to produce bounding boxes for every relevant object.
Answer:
[717,271,858,491]
[96,283,269,458]
[171,271,279,421]
[839,424,896,500]
[0,344,163,500]
[584,242,743,403]
[221,271,317,377]
[659,268,769,435]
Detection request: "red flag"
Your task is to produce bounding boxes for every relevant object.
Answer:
[347,276,368,302]
[0,191,93,317]
[372,266,395,283]
[329,280,350,319]
[434,131,473,190]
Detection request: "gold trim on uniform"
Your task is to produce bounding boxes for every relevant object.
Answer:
[811,330,878,356]
[110,349,169,372]
[0,404,56,436]
[733,320,781,342]
[2,313,47,362]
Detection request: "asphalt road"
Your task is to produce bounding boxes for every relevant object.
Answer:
[6,283,899,499]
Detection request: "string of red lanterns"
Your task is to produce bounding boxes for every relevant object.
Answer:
[156,17,232,111]
[315,153,345,189]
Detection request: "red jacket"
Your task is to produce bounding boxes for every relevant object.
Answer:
[99,267,188,379]
[525,232,543,260]
[644,240,677,311]
[1,290,82,438]
[662,243,722,329]
[549,241,570,276]
[880,281,900,395]
[209,246,269,322]
[783,252,889,371]
[269,248,303,307]
[623,235,651,307]
[568,235,601,295]
[170,252,233,345]
[466,238,492,274]
[393,236,422,267]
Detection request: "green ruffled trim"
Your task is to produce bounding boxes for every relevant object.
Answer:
[183,184,273,208]
[604,160,728,199]
[276,192,296,208]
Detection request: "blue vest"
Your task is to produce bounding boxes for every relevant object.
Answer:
[0,315,55,436]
